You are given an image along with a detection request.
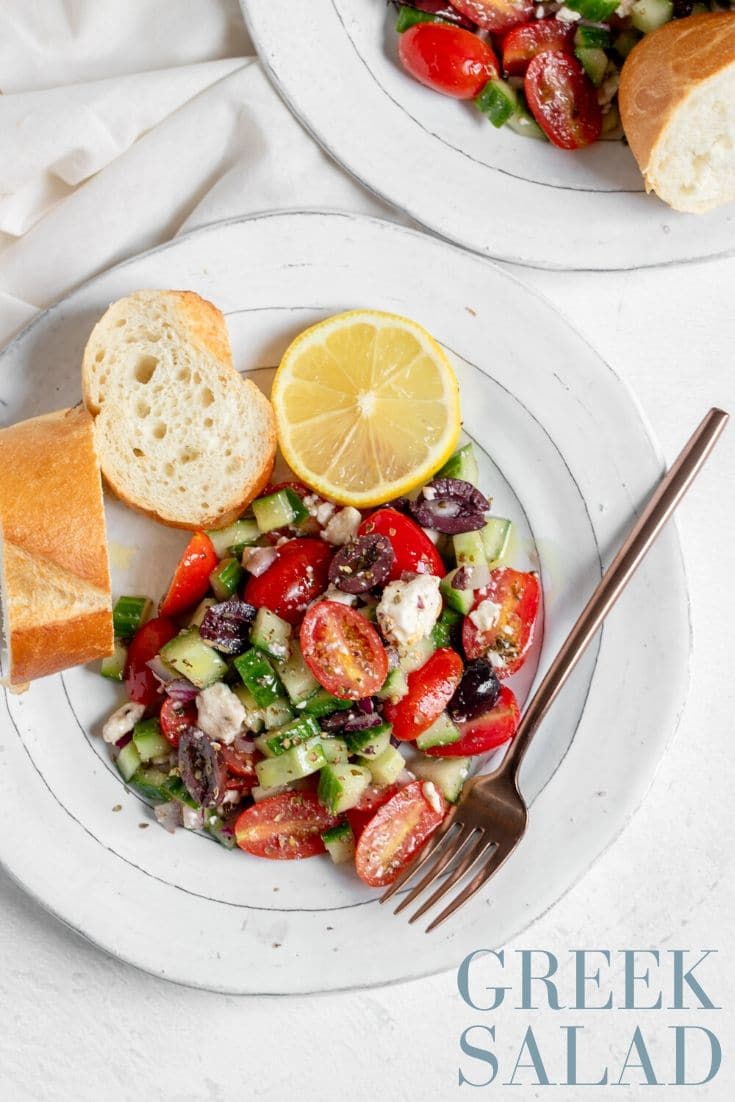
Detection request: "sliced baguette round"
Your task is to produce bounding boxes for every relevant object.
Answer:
[619,13,735,214]
[82,290,276,529]
[0,405,113,686]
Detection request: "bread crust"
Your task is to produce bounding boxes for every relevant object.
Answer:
[0,405,113,684]
[619,13,735,189]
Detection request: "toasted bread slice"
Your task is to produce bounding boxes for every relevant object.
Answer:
[0,406,113,686]
[82,290,276,529]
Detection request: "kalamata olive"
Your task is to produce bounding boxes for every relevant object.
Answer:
[200,598,256,655]
[178,727,226,808]
[408,478,489,534]
[672,0,693,15]
[328,534,395,593]
[447,659,501,723]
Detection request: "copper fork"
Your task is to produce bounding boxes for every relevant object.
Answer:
[380,407,729,932]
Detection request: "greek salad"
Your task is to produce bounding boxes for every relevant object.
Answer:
[390,0,728,150]
[100,443,540,888]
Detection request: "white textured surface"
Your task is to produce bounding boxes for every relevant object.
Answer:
[0,3,732,1099]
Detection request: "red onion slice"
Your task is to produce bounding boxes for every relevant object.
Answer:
[244,546,277,577]
[164,678,199,703]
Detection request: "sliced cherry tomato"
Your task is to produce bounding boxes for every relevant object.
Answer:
[159,531,218,618]
[384,648,464,741]
[346,783,400,840]
[450,0,535,34]
[300,601,389,700]
[159,697,197,748]
[355,780,447,887]
[221,745,258,788]
[123,616,178,709]
[234,791,339,859]
[358,508,445,581]
[262,479,310,497]
[462,567,540,676]
[426,685,519,756]
[398,23,499,100]
[525,51,602,150]
[243,538,332,625]
[502,19,575,76]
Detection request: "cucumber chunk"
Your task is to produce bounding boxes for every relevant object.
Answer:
[252,488,308,533]
[302,687,353,718]
[188,597,216,628]
[203,811,237,849]
[129,766,172,801]
[100,641,127,681]
[320,737,350,764]
[367,746,406,787]
[397,635,436,674]
[453,530,486,569]
[631,0,673,32]
[112,596,152,640]
[416,712,461,751]
[575,46,608,86]
[413,756,470,804]
[436,443,480,487]
[133,718,171,762]
[377,666,409,704]
[232,684,265,733]
[263,698,294,730]
[506,107,546,141]
[476,78,518,128]
[117,740,141,782]
[601,103,621,136]
[563,0,618,19]
[318,763,372,814]
[250,606,292,661]
[395,5,450,31]
[574,24,611,49]
[440,569,474,615]
[431,607,461,649]
[276,642,319,704]
[261,714,321,756]
[321,821,356,864]
[206,518,260,559]
[209,557,244,600]
[481,517,511,565]
[344,722,392,760]
[255,738,326,788]
[233,648,285,707]
[160,629,228,689]
[613,28,640,58]
[162,774,199,809]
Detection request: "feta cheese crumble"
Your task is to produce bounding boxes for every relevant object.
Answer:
[320,584,358,607]
[196,682,245,746]
[321,506,362,546]
[469,599,502,633]
[556,5,582,20]
[377,573,442,647]
[102,701,145,744]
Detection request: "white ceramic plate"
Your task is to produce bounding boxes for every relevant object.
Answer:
[0,211,689,993]
[243,0,735,270]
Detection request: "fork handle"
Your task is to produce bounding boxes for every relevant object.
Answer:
[498,407,729,778]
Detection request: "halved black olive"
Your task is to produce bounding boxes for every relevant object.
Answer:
[328,534,395,593]
[178,727,225,808]
[408,478,489,534]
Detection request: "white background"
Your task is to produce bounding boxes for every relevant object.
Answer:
[0,2,732,1099]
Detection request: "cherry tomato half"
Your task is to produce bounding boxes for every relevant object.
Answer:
[462,567,540,676]
[355,780,447,887]
[451,0,535,34]
[221,745,258,789]
[398,23,499,100]
[384,648,464,741]
[159,531,218,618]
[243,538,332,625]
[425,684,519,756]
[123,616,178,709]
[159,696,197,748]
[346,783,400,840]
[300,601,389,700]
[234,791,339,860]
[525,51,602,150]
[358,508,445,581]
[502,19,574,76]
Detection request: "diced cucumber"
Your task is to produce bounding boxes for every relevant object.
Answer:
[206,518,260,559]
[321,821,355,864]
[276,642,319,705]
[436,443,479,487]
[203,811,237,849]
[188,597,216,628]
[112,596,152,640]
[476,78,518,128]
[254,733,277,759]
[454,530,486,569]
[631,0,673,33]
[416,712,461,751]
[413,756,470,804]
[613,28,641,58]
[250,606,292,661]
[318,763,372,814]
[574,24,611,49]
[252,488,308,533]
[129,766,172,801]
[602,103,621,136]
[377,666,409,704]
[356,601,377,623]
[440,569,474,615]
[263,698,294,730]
[302,688,353,719]
[431,607,461,649]
[344,722,392,760]
[398,635,436,675]
[232,684,265,733]
[395,5,450,32]
[261,714,321,756]
[117,740,141,782]
[162,774,199,809]
[100,641,127,681]
[160,629,228,689]
[367,746,406,787]
[209,556,243,600]
[575,46,608,87]
[320,737,349,764]
[481,517,511,566]
[133,718,171,762]
[255,738,326,788]
[233,648,285,707]
[506,107,546,141]
[564,0,618,19]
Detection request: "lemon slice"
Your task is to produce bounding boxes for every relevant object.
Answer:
[271,310,461,507]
